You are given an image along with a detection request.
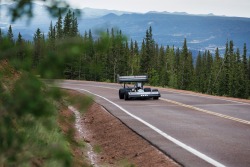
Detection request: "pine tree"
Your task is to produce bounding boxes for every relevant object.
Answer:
[123,40,130,75]
[195,51,202,92]
[158,45,167,86]
[206,50,214,94]
[168,46,178,88]
[178,38,193,90]
[228,40,236,97]
[211,48,222,95]
[219,41,230,96]
[242,43,249,98]
[33,28,42,67]
[235,48,244,98]
[140,26,154,74]
[248,56,250,97]
[140,39,146,73]
[16,32,24,61]
[48,21,56,51]
[7,25,14,44]
[71,12,79,37]
[175,47,181,89]
[63,10,72,38]
[55,10,63,39]
[201,51,208,93]
[132,40,140,75]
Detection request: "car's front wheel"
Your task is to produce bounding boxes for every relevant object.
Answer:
[153,97,159,100]
[119,89,125,99]
[124,92,129,100]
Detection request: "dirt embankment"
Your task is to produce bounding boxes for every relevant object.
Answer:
[83,103,180,167]
[64,90,180,167]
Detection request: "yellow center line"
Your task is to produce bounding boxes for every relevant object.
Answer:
[160,98,250,125]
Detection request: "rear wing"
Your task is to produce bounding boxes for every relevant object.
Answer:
[117,75,148,83]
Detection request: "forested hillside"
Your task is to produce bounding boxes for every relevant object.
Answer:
[1,10,250,99]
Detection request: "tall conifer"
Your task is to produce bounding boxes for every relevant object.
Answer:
[7,25,14,44]
[55,10,63,39]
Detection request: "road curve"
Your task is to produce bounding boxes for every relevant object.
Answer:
[56,80,250,167]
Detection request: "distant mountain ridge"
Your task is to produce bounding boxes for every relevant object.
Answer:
[1,3,250,55]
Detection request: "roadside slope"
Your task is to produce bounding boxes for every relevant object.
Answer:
[80,94,180,167]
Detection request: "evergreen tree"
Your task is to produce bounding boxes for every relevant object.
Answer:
[219,41,230,96]
[175,47,181,89]
[16,32,24,61]
[33,28,42,67]
[242,44,249,98]
[123,40,130,75]
[7,25,14,44]
[48,21,56,51]
[211,48,222,95]
[228,40,237,97]
[248,56,250,97]
[55,10,63,39]
[178,38,193,90]
[140,39,146,73]
[130,40,140,75]
[140,26,154,74]
[235,48,244,98]
[63,10,72,38]
[158,45,167,86]
[168,46,178,88]
[71,12,79,37]
[206,50,214,94]
[195,51,203,92]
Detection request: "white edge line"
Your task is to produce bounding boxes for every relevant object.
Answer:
[72,87,226,167]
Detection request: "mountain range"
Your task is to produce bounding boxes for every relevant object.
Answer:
[1,3,250,55]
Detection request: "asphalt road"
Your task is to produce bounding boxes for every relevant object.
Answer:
[57,80,250,167]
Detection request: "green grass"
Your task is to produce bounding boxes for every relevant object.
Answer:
[93,145,102,154]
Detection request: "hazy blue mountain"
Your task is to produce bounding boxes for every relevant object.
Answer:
[1,3,250,55]
[81,7,132,18]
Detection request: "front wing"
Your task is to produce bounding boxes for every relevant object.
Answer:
[127,92,160,98]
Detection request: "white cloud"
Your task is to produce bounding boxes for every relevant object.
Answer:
[190,36,215,44]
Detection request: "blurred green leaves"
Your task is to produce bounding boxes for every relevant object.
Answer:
[0,68,73,166]
[8,0,72,22]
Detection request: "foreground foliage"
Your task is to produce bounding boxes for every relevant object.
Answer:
[0,61,72,166]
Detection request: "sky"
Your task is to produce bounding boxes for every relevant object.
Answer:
[66,0,250,18]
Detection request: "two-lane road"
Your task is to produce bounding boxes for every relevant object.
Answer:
[57,80,250,167]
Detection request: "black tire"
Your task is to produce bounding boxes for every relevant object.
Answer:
[124,92,129,100]
[119,89,125,99]
[153,97,159,100]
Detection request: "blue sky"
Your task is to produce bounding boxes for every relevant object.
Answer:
[66,0,250,18]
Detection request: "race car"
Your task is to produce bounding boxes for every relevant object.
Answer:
[117,75,161,100]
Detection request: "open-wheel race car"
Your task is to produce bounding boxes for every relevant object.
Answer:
[117,75,161,100]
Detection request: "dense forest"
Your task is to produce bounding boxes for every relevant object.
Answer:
[1,10,250,99]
